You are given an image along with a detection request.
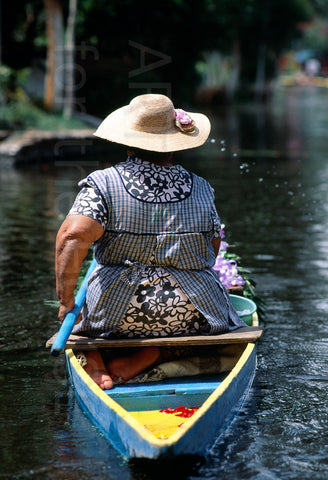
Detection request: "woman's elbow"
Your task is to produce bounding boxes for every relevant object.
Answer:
[212,238,221,256]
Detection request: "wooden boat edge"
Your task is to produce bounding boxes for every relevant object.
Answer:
[47,325,263,350]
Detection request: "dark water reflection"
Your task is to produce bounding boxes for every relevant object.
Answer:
[1,87,328,479]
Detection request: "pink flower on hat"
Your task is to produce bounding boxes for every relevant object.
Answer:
[175,109,192,124]
[174,109,195,133]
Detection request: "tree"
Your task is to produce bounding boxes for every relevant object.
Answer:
[44,0,64,111]
[64,0,78,118]
[43,0,78,117]
[1,0,318,114]
[239,0,314,96]
[199,0,314,99]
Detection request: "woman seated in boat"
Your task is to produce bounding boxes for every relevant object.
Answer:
[55,94,246,389]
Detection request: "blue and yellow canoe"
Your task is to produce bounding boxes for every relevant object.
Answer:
[48,260,262,459]
[55,319,261,459]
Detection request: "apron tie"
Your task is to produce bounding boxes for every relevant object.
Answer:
[119,260,146,286]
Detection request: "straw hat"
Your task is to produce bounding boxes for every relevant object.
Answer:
[93,94,211,152]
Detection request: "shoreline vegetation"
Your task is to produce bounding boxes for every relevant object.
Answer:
[0,71,325,165]
[0,71,108,164]
[0,100,111,164]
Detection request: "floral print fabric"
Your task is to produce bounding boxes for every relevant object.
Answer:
[69,187,108,228]
[112,266,210,338]
[115,157,193,203]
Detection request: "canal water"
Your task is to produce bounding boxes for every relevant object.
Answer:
[0,87,327,480]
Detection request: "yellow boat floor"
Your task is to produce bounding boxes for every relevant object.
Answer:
[129,410,192,440]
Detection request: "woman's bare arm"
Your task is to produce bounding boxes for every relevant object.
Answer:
[56,214,104,322]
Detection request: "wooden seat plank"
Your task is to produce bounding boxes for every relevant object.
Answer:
[46,326,263,350]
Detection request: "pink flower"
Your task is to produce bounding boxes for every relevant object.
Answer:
[220,240,228,251]
[174,108,195,133]
[212,247,245,288]
[175,109,192,124]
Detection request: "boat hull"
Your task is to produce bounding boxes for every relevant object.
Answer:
[65,341,257,459]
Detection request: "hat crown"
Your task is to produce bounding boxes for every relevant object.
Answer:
[127,94,174,133]
[94,94,210,152]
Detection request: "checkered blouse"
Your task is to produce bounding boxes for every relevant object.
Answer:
[69,156,244,338]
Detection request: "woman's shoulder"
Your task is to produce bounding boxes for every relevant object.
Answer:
[77,165,120,192]
[184,168,213,190]
[88,164,121,180]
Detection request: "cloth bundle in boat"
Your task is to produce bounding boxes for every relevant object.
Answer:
[124,344,245,384]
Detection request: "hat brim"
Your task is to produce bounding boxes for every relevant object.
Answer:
[93,105,211,152]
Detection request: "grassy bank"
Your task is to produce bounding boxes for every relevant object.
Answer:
[0,98,90,131]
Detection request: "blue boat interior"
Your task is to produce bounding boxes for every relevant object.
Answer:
[105,374,226,411]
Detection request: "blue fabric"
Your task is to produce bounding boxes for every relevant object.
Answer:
[71,157,245,338]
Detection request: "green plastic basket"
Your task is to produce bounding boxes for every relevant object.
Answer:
[229,294,257,326]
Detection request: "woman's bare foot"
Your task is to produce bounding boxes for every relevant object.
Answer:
[84,350,114,390]
[106,347,161,383]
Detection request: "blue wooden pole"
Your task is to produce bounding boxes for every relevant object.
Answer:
[51,258,97,356]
